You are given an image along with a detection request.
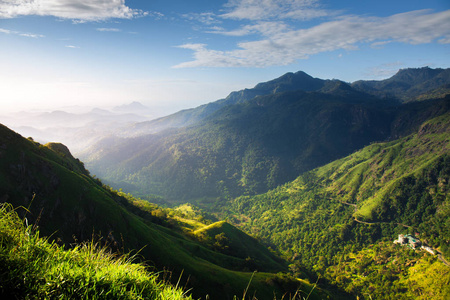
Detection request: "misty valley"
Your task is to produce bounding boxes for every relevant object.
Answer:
[1,67,450,300]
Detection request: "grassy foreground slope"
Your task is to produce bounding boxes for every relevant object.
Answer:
[0,203,191,300]
[0,123,333,300]
[225,112,450,299]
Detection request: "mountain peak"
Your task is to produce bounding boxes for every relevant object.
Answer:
[45,142,74,158]
[113,101,149,112]
[253,70,324,92]
[390,66,444,85]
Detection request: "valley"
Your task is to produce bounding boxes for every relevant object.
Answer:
[1,67,450,299]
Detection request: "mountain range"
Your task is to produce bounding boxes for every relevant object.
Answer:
[352,67,450,101]
[115,67,450,137]
[79,67,450,203]
[1,66,450,299]
[0,102,155,154]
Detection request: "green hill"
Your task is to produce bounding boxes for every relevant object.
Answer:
[221,112,450,299]
[193,221,285,272]
[0,123,332,299]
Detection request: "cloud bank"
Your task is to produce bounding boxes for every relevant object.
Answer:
[0,0,148,21]
[175,0,450,68]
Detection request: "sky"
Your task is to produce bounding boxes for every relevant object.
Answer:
[1,0,450,115]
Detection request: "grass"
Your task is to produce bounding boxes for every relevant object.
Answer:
[0,203,191,300]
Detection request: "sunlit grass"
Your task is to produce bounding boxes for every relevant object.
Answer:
[0,203,191,300]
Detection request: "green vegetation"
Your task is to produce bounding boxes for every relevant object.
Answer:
[352,67,450,102]
[0,203,191,300]
[193,220,285,272]
[2,68,450,299]
[327,242,450,299]
[81,94,449,203]
[218,112,450,299]
[0,123,333,299]
[81,67,450,204]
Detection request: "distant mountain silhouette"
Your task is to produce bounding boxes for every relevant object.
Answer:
[113,101,152,114]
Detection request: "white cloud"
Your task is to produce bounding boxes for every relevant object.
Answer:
[184,0,330,29]
[0,27,44,38]
[207,21,290,37]
[175,43,248,68]
[183,12,221,25]
[174,9,450,68]
[65,45,79,48]
[438,37,450,44]
[0,0,148,21]
[96,27,121,32]
[370,40,391,49]
[221,0,329,21]
[0,28,12,34]
[19,32,45,38]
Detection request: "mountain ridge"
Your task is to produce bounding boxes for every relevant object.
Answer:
[119,67,449,137]
[118,70,331,136]
[352,67,450,101]
[81,92,450,202]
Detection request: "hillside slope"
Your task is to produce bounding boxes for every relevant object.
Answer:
[193,220,283,271]
[0,203,191,300]
[81,90,449,203]
[0,123,332,300]
[223,112,450,299]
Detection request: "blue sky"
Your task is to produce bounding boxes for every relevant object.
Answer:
[1,0,449,115]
